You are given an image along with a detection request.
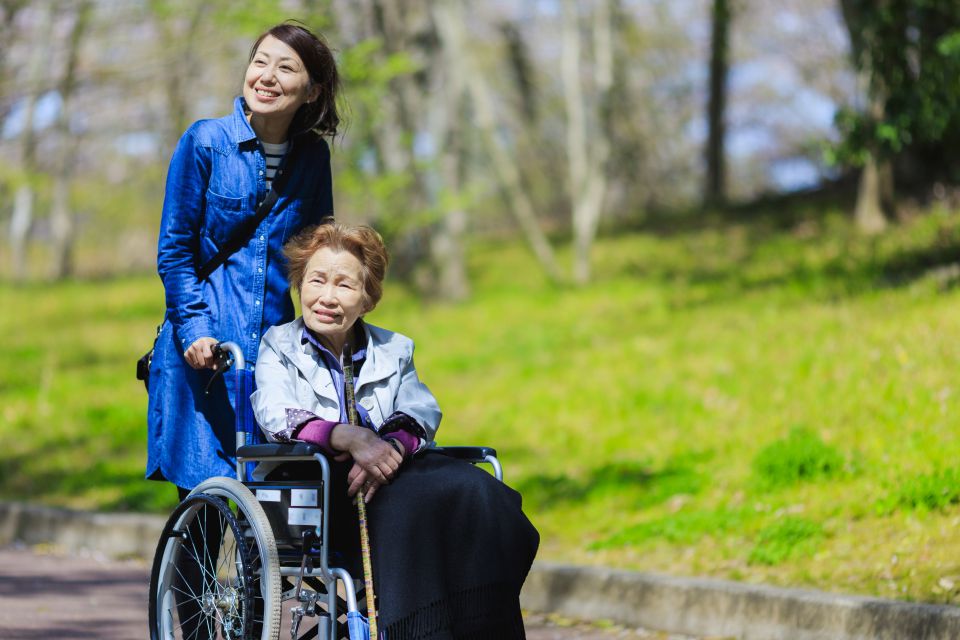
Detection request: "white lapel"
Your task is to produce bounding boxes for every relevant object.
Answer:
[280,318,336,402]
[356,322,396,391]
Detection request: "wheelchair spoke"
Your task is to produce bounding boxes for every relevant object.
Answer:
[176,612,205,640]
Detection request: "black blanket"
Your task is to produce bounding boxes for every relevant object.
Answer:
[281,452,539,639]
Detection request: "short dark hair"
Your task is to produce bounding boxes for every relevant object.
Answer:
[249,22,342,137]
[284,219,389,313]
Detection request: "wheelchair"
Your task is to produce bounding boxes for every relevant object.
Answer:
[148,342,503,640]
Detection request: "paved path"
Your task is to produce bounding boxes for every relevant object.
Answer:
[0,546,706,640]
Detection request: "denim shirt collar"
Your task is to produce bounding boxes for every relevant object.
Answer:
[231,96,321,150]
[231,97,259,149]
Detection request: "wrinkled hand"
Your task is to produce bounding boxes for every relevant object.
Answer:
[184,337,219,370]
[332,425,403,502]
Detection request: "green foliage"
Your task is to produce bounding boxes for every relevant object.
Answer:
[331,38,436,243]
[835,2,960,180]
[879,468,960,513]
[748,517,824,566]
[752,427,847,489]
[208,0,333,36]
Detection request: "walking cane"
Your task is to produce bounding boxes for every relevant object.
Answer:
[343,348,378,640]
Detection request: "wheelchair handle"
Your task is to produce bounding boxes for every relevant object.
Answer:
[213,341,245,371]
[204,341,245,396]
[207,341,247,480]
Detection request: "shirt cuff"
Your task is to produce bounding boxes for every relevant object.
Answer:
[383,430,419,459]
[294,418,339,455]
[380,411,426,457]
[176,316,216,352]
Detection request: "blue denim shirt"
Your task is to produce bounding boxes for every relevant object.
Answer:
[146,97,333,489]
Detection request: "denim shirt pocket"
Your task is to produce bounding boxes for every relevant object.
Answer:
[203,188,250,248]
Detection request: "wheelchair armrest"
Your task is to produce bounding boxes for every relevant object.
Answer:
[237,442,321,458]
[428,446,502,481]
[427,446,498,463]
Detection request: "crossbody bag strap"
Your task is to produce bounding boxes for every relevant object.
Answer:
[196,145,300,281]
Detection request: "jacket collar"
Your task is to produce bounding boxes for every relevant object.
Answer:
[278,317,395,390]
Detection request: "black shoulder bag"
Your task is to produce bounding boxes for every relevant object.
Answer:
[136,152,298,390]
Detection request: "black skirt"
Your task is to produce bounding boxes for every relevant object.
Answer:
[274,451,539,639]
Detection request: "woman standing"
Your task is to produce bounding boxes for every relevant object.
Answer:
[146,23,341,496]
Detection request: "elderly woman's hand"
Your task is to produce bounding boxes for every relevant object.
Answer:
[331,424,403,501]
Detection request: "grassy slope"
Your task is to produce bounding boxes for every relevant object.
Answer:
[3,206,960,602]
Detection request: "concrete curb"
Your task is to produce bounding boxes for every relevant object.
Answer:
[4,501,960,639]
[521,563,960,640]
[0,501,166,560]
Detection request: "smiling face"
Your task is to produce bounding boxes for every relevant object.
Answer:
[300,247,368,355]
[243,35,319,130]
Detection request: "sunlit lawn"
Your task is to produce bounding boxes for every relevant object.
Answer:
[3,205,960,603]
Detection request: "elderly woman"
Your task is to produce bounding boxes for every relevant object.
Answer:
[251,221,539,639]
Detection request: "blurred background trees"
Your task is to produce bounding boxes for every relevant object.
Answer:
[836,0,960,233]
[0,0,958,293]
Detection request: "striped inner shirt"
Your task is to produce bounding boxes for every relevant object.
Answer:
[261,140,290,189]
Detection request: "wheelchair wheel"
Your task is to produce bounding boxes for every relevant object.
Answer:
[149,479,282,640]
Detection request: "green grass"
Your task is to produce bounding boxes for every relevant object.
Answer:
[751,427,848,489]
[748,517,825,566]
[5,204,960,603]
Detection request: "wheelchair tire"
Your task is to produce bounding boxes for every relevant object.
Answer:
[149,478,282,640]
[192,477,283,639]
[149,492,257,639]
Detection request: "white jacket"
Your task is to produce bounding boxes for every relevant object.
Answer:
[251,317,441,444]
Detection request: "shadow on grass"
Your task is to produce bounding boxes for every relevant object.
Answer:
[627,224,960,312]
[610,182,960,309]
[879,238,960,285]
[516,459,706,510]
[0,436,173,513]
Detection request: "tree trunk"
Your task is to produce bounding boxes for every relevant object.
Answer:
[705,0,731,206]
[150,0,210,156]
[432,0,563,283]
[50,1,93,280]
[49,181,74,279]
[0,1,27,132]
[429,14,470,301]
[363,12,408,177]
[10,185,33,281]
[8,1,51,282]
[839,0,894,232]
[562,0,613,284]
[853,155,892,234]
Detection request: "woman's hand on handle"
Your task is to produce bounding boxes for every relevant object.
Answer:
[184,337,220,370]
